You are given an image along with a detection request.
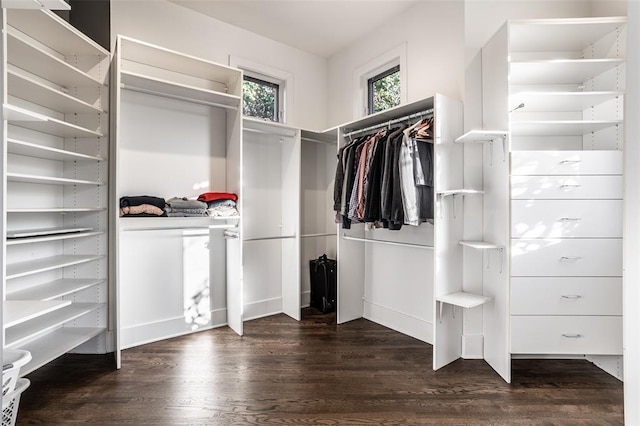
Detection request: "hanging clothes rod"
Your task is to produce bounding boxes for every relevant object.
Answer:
[301,137,336,145]
[121,83,238,111]
[243,127,297,138]
[342,233,434,250]
[301,233,337,238]
[244,234,296,242]
[343,108,434,138]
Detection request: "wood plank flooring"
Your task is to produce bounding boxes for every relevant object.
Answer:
[18,311,623,425]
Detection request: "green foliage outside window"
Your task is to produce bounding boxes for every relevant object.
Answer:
[243,76,278,122]
[369,66,401,114]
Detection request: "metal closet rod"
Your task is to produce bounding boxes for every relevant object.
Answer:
[121,83,238,111]
[301,136,336,145]
[342,233,434,250]
[343,108,434,138]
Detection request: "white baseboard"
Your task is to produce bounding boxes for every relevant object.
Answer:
[587,355,623,381]
[363,299,433,344]
[301,290,310,308]
[121,308,227,349]
[243,297,283,321]
[462,334,484,359]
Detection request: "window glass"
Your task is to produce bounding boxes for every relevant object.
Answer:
[368,65,401,114]
[243,75,280,122]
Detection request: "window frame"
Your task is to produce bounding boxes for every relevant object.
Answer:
[242,73,281,122]
[367,64,401,115]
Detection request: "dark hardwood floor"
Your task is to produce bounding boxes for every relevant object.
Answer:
[17,310,623,425]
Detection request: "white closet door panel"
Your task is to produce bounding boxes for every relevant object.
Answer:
[511,175,622,199]
[511,150,622,175]
[511,315,622,355]
[511,277,622,315]
[511,238,622,276]
[511,199,622,238]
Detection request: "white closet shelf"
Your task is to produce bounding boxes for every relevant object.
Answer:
[15,327,106,376]
[510,120,622,136]
[7,172,103,186]
[8,70,105,115]
[339,97,435,133]
[3,0,71,10]
[7,9,108,57]
[436,292,492,309]
[6,278,104,301]
[509,17,626,53]
[437,189,484,197]
[119,35,241,96]
[7,29,106,88]
[509,91,623,112]
[5,303,102,349]
[7,230,102,245]
[7,207,104,213]
[4,300,71,328]
[459,241,503,250]
[7,226,93,239]
[8,138,104,162]
[6,254,103,280]
[121,71,241,110]
[5,104,104,138]
[119,216,239,232]
[454,130,508,144]
[509,59,625,85]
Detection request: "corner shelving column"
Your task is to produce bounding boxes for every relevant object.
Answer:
[2,9,112,375]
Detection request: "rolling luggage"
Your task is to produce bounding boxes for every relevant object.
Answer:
[309,254,337,313]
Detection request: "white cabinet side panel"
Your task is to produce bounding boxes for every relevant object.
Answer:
[481,24,511,383]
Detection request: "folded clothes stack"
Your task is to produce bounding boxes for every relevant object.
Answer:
[165,197,209,217]
[197,192,239,218]
[120,195,167,217]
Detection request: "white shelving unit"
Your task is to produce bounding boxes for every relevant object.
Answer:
[481,16,626,383]
[2,9,112,375]
[113,35,243,356]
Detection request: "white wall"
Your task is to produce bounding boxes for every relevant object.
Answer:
[110,0,328,131]
[326,1,465,127]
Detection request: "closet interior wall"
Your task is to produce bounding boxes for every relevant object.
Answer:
[481,17,626,382]
[300,129,337,308]
[2,8,112,375]
[241,118,300,321]
[113,35,243,355]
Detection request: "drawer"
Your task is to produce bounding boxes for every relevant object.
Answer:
[511,150,623,175]
[511,315,622,355]
[511,239,622,277]
[511,175,623,200]
[511,277,622,315]
[511,199,622,238]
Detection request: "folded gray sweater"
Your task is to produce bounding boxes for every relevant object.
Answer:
[166,197,208,210]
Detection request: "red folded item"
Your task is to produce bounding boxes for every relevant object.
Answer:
[197,192,238,202]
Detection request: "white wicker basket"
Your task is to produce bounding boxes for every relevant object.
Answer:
[2,350,31,397]
[2,378,29,426]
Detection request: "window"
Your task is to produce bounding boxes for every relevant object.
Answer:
[368,65,401,114]
[242,74,281,122]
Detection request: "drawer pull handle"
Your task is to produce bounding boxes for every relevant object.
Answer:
[561,295,582,299]
[562,333,583,338]
[560,160,582,164]
[560,256,583,261]
[560,184,582,189]
[559,217,582,221]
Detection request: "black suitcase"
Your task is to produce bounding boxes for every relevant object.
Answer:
[309,254,337,313]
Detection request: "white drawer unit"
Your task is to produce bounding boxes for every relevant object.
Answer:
[511,199,622,238]
[511,150,623,176]
[511,277,622,315]
[511,175,623,200]
[511,316,622,355]
[511,239,622,277]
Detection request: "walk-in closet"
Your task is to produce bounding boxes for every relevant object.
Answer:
[2,1,638,424]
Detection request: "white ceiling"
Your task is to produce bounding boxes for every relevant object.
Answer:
[169,0,421,58]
